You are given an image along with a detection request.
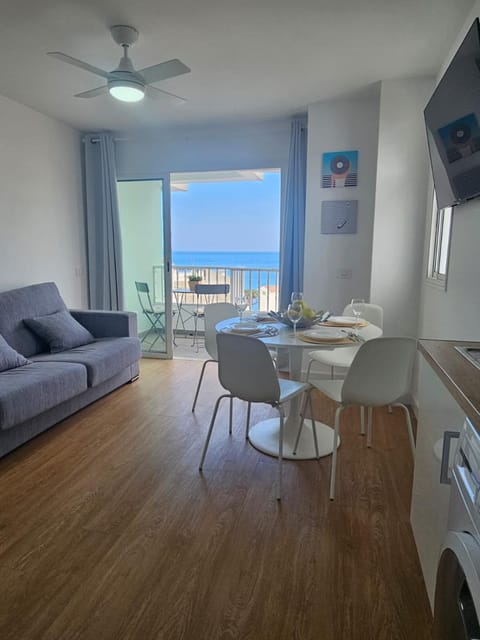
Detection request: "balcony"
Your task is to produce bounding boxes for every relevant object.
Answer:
[152,263,280,357]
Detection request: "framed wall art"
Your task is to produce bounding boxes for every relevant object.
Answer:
[322,150,358,188]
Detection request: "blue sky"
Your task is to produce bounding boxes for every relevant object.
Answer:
[171,171,280,252]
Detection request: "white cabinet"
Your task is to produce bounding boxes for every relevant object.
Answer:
[410,358,466,608]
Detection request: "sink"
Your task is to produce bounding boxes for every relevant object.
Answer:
[455,346,480,370]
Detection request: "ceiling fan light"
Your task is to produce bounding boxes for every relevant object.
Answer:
[109,80,144,102]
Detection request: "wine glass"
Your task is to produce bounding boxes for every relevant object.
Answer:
[235,296,248,322]
[350,298,365,334]
[291,291,303,303]
[287,301,303,338]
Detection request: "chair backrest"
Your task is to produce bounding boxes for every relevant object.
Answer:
[194,284,230,297]
[204,303,237,359]
[343,302,383,328]
[342,337,417,406]
[216,333,280,403]
[135,281,154,313]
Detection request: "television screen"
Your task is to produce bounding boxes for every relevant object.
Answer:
[425,19,480,209]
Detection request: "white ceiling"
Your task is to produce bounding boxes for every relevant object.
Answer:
[0,0,473,132]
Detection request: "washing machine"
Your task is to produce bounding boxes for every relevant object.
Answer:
[433,417,480,639]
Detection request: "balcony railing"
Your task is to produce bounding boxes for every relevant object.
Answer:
[153,264,279,312]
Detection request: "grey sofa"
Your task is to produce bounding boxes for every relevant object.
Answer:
[0,282,141,458]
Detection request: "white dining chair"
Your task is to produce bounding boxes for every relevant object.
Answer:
[295,337,416,500]
[192,284,230,350]
[199,332,314,500]
[305,303,384,382]
[191,302,236,414]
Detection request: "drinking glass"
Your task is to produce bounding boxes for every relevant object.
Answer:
[291,291,304,303]
[235,296,248,322]
[287,301,303,338]
[350,298,365,334]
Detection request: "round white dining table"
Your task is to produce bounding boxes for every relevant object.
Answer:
[215,318,383,460]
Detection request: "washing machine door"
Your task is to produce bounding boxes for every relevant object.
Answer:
[433,531,480,639]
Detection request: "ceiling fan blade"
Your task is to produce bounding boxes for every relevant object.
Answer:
[139,59,190,84]
[146,85,187,104]
[47,52,110,79]
[74,85,109,98]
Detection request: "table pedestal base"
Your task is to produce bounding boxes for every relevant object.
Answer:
[248,418,339,460]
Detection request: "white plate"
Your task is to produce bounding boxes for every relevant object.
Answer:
[225,322,260,335]
[231,321,257,330]
[303,327,345,340]
[254,313,271,322]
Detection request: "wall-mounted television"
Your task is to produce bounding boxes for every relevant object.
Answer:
[425,18,480,210]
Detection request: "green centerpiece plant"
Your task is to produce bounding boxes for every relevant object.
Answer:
[188,274,203,291]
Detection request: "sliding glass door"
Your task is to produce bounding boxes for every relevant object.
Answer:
[117,178,173,358]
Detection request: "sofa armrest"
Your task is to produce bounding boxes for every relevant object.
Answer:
[69,310,138,339]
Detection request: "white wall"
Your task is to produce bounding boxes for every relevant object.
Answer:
[303,89,380,315]
[370,77,434,337]
[0,94,86,307]
[411,4,480,609]
[418,3,480,341]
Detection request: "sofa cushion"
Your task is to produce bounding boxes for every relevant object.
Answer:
[0,362,88,431]
[24,310,95,353]
[0,283,67,357]
[31,337,141,387]
[0,334,32,372]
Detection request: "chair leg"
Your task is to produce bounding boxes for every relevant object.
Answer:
[394,403,416,456]
[146,329,164,351]
[191,359,214,413]
[229,397,233,435]
[329,405,344,501]
[292,407,305,455]
[331,366,335,380]
[308,391,319,459]
[245,402,252,440]
[305,358,314,382]
[199,394,229,470]
[360,406,365,435]
[277,406,285,501]
[366,406,373,448]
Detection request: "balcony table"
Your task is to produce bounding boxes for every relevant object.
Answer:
[215,318,383,460]
[172,288,196,337]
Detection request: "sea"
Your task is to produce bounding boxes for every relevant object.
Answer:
[172,251,279,270]
[172,252,279,309]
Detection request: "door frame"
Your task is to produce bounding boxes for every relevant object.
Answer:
[117,173,174,359]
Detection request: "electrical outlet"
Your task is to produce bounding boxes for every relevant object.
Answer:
[336,268,352,279]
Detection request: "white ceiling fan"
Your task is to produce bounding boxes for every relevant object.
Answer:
[48,25,190,103]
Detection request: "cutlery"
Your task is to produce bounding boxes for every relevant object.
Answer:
[340,329,364,343]
[268,310,281,320]
[251,326,279,338]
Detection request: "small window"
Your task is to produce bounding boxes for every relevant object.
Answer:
[427,192,453,287]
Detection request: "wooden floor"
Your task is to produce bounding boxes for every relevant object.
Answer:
[0,358,432,640]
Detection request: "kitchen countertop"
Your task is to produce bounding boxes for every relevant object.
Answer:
[418,339,480,433]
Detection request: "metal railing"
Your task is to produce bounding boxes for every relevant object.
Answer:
[153,264,279,312]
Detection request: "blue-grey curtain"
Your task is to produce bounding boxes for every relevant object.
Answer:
[279,117,307,310]
[84,132,124,310]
